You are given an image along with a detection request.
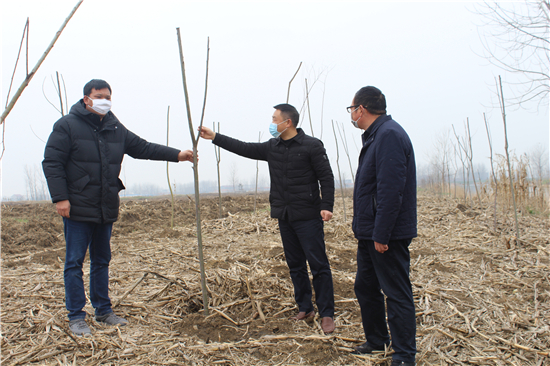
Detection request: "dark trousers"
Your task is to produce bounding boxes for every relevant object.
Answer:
[354,239,416,363]
[63,218,113,320]
[278,218,334,317]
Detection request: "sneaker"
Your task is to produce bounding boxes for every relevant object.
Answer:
[390,360,415,366]
[95,312,128,326]
[69,318,92,337]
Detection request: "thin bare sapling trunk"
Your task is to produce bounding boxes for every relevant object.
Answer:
[452,125,469,203]
[176,29,210,314]
[465,118,482,206]
[42,72,68,117]
[254,131,262,214]
[214,122,222,219]
[166,106,175,229]
[1,0,83,125]
[332,120,347,222]
[305,78,314,137]
[497,75,520,241]
[483,112,498,232]
[338,122,355,185]
[286,62,302,103]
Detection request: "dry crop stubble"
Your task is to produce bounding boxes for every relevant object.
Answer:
[1,193,548,365]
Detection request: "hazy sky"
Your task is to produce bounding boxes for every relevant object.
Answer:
[1,0,548,199]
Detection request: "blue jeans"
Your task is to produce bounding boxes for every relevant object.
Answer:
[63,218,113,320]
[354,239,416,363]
[278,218,334,318]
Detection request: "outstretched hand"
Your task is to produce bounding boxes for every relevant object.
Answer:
[198,126,216,140]
[178,150,196,162]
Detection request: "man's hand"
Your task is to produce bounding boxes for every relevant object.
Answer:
[198,126,216,140]
[321,210,333,222]
[56,200,71,218]
[375,241,388,253]
[178,150,195,162]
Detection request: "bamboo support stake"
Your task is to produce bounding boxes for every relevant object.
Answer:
[1,0,83,125]
[176,28,210,315]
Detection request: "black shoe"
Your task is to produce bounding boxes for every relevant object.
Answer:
[351,342,387,355]
[390,360,415,366]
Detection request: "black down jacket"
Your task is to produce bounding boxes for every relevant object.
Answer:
[352,114,417,244]
[213,128,334,221]
[42,100,181,223]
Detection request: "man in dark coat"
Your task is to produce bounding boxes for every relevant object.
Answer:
[42,79,194,337]
[348,86,417,366]
[198,104,336,334]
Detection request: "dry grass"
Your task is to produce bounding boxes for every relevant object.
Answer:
[1,193,549,365]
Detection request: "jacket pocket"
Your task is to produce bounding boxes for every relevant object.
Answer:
[70,175,90,193]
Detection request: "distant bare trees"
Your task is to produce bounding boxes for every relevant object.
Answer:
[475,1,550,106]
[24,164,48,201]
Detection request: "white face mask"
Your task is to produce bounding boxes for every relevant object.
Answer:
[350,106,361,128]
[87,97,112,115]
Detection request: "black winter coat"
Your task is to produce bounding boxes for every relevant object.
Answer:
[213,129,334,221]
[42,100,181,223]
[352,115,417,244]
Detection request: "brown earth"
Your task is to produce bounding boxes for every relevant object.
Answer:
[1,193,549,365]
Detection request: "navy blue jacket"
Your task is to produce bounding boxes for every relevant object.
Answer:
[213,128,334,221]
[42,100,181,223]
[352,115,417,244]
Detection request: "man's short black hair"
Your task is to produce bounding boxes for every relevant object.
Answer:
[83,79,112,96]
[354,86,386,115]
[273,103,299,127]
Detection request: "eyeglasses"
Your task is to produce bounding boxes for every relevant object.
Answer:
[346,105,360,113]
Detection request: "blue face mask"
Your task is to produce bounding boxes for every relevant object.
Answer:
[269,119,289,138]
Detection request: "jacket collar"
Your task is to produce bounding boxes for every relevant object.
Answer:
[362,114,391,144]
[70,100,117,131]
[275,127,305,145]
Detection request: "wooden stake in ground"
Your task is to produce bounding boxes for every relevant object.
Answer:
[1,0,83,125]
[176,29,210,315]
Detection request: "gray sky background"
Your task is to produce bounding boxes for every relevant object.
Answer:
[1,0,548,199]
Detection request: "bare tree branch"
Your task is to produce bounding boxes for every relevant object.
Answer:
[474,1,549,107]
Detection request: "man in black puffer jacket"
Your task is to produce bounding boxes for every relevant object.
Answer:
[198,104,336,334]
[348,86,417,366]
[42,79,194,337]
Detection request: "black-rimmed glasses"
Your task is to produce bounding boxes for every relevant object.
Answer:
[346,105,360,113]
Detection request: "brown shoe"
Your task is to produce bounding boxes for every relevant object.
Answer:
[321,317,335,334]
[289,311,315,321]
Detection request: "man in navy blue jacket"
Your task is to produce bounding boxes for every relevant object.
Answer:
[349,86,417,366]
